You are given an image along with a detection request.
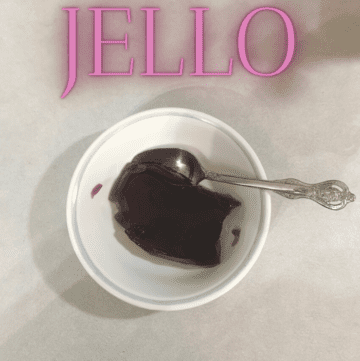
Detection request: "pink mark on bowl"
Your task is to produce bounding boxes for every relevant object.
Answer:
[91,184,103,198]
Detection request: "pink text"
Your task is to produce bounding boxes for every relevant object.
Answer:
[61,7,295,98]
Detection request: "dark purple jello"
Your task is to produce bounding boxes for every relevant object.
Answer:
[109,159,240,267]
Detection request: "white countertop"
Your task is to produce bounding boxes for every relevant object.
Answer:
[1,0,360,359]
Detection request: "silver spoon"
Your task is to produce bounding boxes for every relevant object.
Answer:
[132,148,355,211]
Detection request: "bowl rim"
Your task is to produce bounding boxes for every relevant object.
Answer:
[66,107,271,311]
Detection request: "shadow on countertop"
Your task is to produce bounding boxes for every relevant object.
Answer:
[237,0,360,100]
[27,86,283,320]
[28,132,156,319]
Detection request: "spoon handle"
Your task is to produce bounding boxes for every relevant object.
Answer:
[205,172,355,210]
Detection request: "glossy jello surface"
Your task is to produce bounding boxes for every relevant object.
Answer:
[109,157,240,267]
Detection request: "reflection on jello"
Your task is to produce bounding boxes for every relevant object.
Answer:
[109,155,240,267]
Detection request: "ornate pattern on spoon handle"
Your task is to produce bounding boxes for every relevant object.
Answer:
[273,178,356,210]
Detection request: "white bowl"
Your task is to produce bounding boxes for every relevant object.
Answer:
[66,108,271,311]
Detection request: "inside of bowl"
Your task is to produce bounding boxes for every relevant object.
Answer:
[73,112,265,304]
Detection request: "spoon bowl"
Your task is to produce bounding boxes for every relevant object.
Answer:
[132,147,206,185]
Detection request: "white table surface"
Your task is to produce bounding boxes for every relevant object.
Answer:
[1,0,360,359]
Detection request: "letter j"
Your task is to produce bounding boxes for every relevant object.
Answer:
[61,8,79,98]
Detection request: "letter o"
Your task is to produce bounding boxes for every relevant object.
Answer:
[238,7,295,76]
